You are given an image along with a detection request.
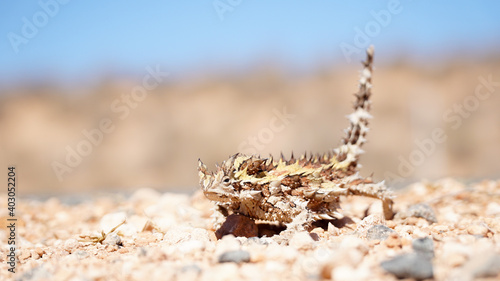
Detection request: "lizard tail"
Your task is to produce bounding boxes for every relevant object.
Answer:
[334,46,374,169]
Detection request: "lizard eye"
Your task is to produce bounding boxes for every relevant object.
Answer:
[223,177,230,183]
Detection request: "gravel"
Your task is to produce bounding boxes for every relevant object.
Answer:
[366,225,396,241]
[218,250,251,263]
[399,203,438,223]
[2,178,499,281]
[381,252,434,280]
[412,237,435,258]
[382,237,436,279]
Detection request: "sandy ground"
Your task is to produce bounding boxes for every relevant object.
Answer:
[0,178,499,281]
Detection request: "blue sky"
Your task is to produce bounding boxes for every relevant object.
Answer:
[1,1,500,85]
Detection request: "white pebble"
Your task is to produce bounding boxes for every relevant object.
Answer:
[99,212,127,233]
[63,238,78,251]
[290,232,315,250]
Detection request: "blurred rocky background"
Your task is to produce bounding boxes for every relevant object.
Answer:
[1,2,500,195]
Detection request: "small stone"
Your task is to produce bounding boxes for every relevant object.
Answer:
[383,233,403,248]
[153,216,177,231]
[218,250,251,263]
[215,214,258,239]
[327,222,340,236]
[142,220,155,232]
[72,250,89,259]
[385,220,396,228]
[406,203,437,223]
[412,237,434,258]
[381,252,433,280]
[366,225,396,241]
[289,231,315,250]
[412,227,430,238]
[215,234,242,256]
[177,240,205,254]
[191,228,212,243]
[467,223,489,237]
[164,226,192,244]
[34,247,45,257]
[405,217,422,226]
[100,212,128,234]
[63,238,78,252]
[103,232,122,246]
[356,214,384,235]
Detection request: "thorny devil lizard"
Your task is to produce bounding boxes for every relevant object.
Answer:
[198,46,394,232]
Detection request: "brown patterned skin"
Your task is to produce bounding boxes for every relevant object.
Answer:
[198,46,393,231]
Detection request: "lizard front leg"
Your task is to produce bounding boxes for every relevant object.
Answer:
[211,204,229,230]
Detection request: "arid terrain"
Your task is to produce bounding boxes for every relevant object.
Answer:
[1,57,500,280]
[0,179,499,280]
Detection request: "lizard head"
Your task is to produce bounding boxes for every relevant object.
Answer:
[198,154,241,203]
[198,153,272,203]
